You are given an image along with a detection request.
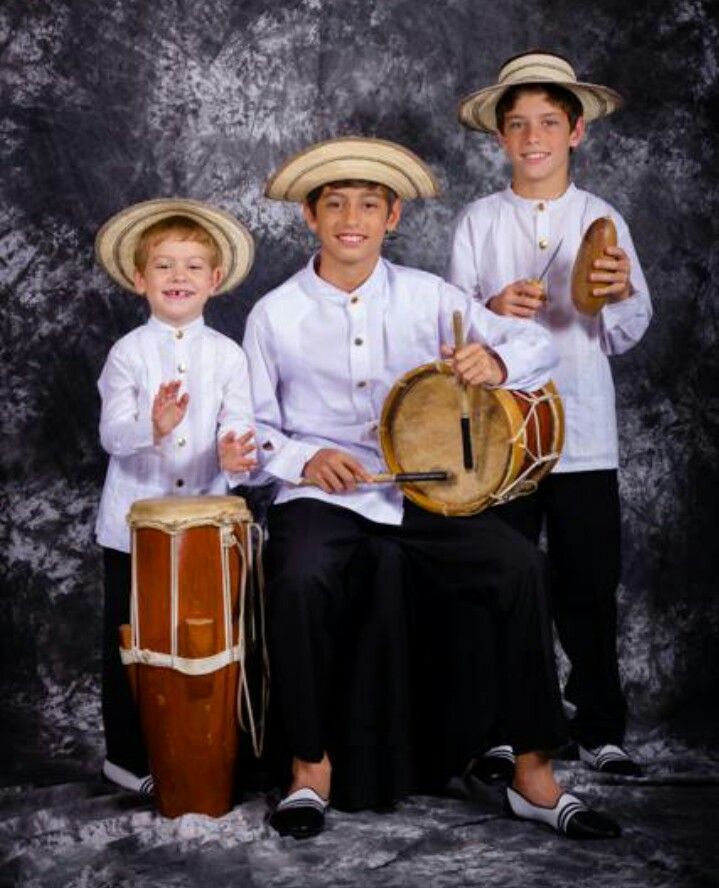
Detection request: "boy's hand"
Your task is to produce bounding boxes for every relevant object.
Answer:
[302,448,371,494]
[441,343,506,386]
[219,430,257,473]
[152,381,189,443]
[487,280,545,318]
[590,246,632,302]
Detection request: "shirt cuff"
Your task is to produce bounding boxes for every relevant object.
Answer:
[262,440,322,484]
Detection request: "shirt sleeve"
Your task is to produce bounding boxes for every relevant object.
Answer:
[216,343,256,488]
[242,308,321,485]
[439,281,559,391]
[599,216,653,355]
[98,344,156,457]
[447,208,488,302]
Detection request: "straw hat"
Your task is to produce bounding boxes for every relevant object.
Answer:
[458,51,623,133]
[265,136,440,202]
[95,198,255,295]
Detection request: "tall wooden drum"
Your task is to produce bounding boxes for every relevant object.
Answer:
[119,495,264,818]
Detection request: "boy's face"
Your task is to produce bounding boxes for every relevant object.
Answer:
[134,237,222,327]
[302,185,401,275]
[497,91,585,195]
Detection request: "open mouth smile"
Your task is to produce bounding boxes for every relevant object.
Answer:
[163,289,194,300]
[336,234,367,245]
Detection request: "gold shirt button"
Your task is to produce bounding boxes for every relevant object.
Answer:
[539,238,549,249]
[175,329,184,340]
[350,296,359,305]
[354,337,364,346]
[177,437,186,447]
[357,381,367,388]
[537,202,546,211]
[177,363,187,373]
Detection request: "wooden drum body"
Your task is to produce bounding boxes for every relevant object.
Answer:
[120,495,255,818]
[379,362,564,516]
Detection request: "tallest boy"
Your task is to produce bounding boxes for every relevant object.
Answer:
[449,52,652,778]
[243,136,621,840]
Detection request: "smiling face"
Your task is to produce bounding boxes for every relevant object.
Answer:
[497,90,585,198]
[134,237,222,327]
[302,183,402,292]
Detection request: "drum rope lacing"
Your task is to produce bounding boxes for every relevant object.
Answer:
[490,389,562,504]
[121,520,270,757]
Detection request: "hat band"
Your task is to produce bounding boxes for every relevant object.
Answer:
[499,58,578,87]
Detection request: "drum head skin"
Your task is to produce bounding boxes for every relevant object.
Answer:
[379,362,525,516]
[128,495,251,530]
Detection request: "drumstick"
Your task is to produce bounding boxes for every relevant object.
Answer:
[298,470,453,487]
[452,310,474,471]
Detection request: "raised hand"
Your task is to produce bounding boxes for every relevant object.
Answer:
[590,245,632,302]
[219,429,257,473]
[152,380,189,443]
[487,279,545,318]
[440,342,506,386]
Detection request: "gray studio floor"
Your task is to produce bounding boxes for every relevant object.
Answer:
[2,745,718,888]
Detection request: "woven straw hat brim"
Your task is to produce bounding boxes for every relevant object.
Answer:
[95,198,255,295]
[458,53,623,133]
[265,136,440,202]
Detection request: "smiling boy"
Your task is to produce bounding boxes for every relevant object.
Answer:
[243,136,621,840]
[94,199,257,794]
[449,52,653,779]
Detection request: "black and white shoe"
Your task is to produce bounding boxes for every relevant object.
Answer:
[269,787,329,839]
[470,745,516,783]
[579,744,643,777]
[507,787,621,839]
[102,760,154,796]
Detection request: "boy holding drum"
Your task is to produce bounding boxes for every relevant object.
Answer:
[94,199,257,794]
[243,136,621,840]
[449,51,652,780]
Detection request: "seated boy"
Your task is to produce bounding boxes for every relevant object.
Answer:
[449,51,652,779]
[243,136,621,840]
[94,198,257,793]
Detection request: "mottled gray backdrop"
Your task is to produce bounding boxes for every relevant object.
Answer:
[1,0,717,782]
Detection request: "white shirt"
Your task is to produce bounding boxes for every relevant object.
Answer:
[95,314,253,552]
[242,256,558,525]
[448,184,652,472]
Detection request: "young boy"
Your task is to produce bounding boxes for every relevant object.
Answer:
[449,51,653,778]
[243,135,620,840]
[94,198,257,793]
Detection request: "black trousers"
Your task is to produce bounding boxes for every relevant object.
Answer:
[494,470,627,748]
[101,548,148,775]
[266,498,567,773]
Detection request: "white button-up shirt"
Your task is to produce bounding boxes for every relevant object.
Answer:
[448,184,652,472]
[96,314,253,552]
[243,256,558,525]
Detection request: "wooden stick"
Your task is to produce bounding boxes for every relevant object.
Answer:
[452,310,474,470]
[298,470,452,487]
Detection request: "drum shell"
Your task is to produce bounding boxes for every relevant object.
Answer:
[571,216,617,316]
[124,497,250,818]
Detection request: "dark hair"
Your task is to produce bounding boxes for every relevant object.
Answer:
[495,83,584,133]
[304,180,398,217]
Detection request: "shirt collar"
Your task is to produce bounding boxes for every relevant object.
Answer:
[298,253,387,302]
[502,181,577,213]
[147,313,205,338]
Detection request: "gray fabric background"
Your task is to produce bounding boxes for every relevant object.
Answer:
[1,0,717,781]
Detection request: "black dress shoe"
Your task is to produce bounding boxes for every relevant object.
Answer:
[269,787,328,839]
[579,743,644,777]
[470,745,516,784]
[507,787,621,839]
